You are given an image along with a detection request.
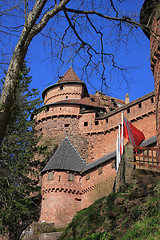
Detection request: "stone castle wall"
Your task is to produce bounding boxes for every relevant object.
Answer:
[36,92,156,163]
[37,67,156,228]
[40,160,116,227]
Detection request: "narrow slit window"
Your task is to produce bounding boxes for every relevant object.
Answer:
[138,103,142,108]
[127,108,130,114]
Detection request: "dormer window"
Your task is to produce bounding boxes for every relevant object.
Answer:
[68,173,74,182]
[47,172,53,181]
[98,166,103,175]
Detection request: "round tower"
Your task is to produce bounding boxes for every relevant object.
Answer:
[42,67,89,105]
[140,0,160,147]
[34,67,106,162]
[40,137,86,228]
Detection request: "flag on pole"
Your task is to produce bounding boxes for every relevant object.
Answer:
[123,116,145,146]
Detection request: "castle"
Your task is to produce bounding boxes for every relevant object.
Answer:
[34,67,156,228]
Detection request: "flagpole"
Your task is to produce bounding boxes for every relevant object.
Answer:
[118,124,121,167]
[121,111,124,156]
[116,133,119,171]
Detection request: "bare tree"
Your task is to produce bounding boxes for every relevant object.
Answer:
[0,0,146,142]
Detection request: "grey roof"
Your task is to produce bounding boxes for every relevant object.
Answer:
[82,151,116,173]
[140,135,157,147]
[42,135,157,175]
[41,137,86,174]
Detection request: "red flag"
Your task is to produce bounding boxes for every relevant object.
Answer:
[123,116,145,146]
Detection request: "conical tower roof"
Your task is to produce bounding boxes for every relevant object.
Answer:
[41,137,86,174]
[58,67,81,83]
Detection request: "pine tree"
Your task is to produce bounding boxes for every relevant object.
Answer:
[0,63,43,240]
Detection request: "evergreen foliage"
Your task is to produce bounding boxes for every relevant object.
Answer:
[0,63,43,240]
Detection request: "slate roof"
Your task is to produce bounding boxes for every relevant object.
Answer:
[82,151,116,173]
[41,137,86,174]
[96,91,125,110]
[46,95,105,109]
[58,67,81,83]
[42,135,157,175]
[140,135,157,147]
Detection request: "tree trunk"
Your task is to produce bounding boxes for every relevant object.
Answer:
[0,0,70,143]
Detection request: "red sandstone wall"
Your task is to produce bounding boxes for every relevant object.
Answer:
[40,171,82,227]
[36,92,156,163]
[44,84,83,105]
[150,13,160,147]
[81,162,116,209]
[40,162,116,226]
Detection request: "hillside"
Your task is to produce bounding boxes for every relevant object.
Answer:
[59,182,160,240]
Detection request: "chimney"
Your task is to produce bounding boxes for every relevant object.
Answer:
[125,93,129,104]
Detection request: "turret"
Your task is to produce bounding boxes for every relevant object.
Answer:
[40,137,86,228]
[42,67,89,105]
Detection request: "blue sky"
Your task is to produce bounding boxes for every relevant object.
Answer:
[25,0,154,103]
[27,26,153,103]
[0,0,154,103]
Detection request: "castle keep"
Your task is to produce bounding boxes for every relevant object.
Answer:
[34,67,156,227]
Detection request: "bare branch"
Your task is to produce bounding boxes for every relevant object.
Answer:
[0,1,25,17]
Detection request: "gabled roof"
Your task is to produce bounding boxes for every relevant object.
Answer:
[41,137,86,174]
[58,67,81,83]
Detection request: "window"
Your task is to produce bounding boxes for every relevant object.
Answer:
[68,173,74,181]
[84,122,88,127]
[81,106,86,111]
[95,121,99,125]
[138,103,142,108]
[151,97,154,103]
[96,112,99,117]
[65,124,70,127]
[47,106,49,112]
[60,86,63,90]
[66,96,68,99]
[98,166,103,175]
[91,98,95,102]
[58,176,61,182]
[106,119,108,123]
[86,173,90,180]
[47,172,53,181]
[127,108,130,114]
